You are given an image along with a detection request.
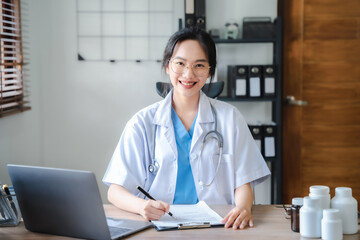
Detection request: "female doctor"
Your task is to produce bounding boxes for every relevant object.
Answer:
[103,27,270,230]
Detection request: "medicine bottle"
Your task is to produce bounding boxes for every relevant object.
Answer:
[321,209,342,240]
[300,196,322,238]
[291,197,303,232]
[331,187,358,234]
[309,185,330,210]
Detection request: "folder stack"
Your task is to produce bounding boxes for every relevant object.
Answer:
[227,64,276,99]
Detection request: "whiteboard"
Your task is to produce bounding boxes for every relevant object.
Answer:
[76,0,184,62]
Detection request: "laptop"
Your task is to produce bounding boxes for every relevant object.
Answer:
[7,164,152,239]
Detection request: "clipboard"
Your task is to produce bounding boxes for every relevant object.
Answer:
[153,221,225,231]
[151,201,225,231]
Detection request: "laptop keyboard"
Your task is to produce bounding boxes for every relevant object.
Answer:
[109,226,132,237]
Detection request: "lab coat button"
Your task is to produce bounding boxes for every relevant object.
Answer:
[190,154,197,160]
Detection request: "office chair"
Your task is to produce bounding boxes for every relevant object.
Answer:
[156,81,224,99]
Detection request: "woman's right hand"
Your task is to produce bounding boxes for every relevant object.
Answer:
[108,184,170,221]
[139,199,170,221]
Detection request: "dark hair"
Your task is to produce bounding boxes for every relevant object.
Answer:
[162,27,217,80]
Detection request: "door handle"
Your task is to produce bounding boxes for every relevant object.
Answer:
[286,96,308,106]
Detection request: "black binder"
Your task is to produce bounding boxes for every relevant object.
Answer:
[185,0,206,29]
[262,65,276,97]
[234,65,248,98]
[248,65,262,98]
[227,65,248,98]
[249,125,263,153]
[263,124,276,157]
[227,65,235,98]
[195,0,206,30]
[185,0,195,28]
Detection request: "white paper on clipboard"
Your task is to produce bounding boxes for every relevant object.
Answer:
[151,201,223,230]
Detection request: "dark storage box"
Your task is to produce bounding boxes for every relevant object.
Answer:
[243,17,275,39]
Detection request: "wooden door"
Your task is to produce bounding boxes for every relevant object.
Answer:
[282,0,360,208]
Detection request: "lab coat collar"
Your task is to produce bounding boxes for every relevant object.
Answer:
[153,89,173,128]
[191,91,215,152]
[152,89,215,159]
[153,89,215,127]
[197,91,215,124]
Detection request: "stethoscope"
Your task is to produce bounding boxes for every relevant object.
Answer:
[148,104,223,187]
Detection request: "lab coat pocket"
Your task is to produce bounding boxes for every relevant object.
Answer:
[214,154,234,179]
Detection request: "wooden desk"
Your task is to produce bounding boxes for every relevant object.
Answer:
[1,205,359,239]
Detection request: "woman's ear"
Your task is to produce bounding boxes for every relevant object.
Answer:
[206,72,211,80]
[165,65,170,75]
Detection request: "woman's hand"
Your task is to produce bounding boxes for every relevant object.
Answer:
[108,184,170,221]
[222,183,254,230]
[139,199,170,221]
[222,206,253,229]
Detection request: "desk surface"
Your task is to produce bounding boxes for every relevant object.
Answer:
[1,204,359,240]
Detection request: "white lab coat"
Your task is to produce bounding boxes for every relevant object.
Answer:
[103,90,270,205]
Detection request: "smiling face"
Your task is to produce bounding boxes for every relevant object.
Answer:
[166,40,210,101]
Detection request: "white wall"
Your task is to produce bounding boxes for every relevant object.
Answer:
[0,0,277,204]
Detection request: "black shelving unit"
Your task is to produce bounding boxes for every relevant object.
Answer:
[216,17,283,204]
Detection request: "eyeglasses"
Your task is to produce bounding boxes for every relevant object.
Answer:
[169,59,211,77]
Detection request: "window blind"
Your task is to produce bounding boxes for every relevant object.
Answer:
[0,0,29,117]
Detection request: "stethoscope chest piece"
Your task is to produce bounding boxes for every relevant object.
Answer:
[148,160,159,173]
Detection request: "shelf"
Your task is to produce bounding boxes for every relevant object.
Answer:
[214,17,283,204]
[217,96,277,102]
[264,157,278,163]
[214,38,276,44]
[213,17,283,204]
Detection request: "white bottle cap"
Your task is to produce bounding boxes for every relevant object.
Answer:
[303,196,320,208]
[292,197,303,206]
[323,209,340,220]
[335,187,352,197]
[309,185,329,195]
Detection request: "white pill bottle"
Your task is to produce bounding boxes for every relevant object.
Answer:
[309,185,330,210]
[300,196,322,238]
[321,209,343,240]
[331,187,358,234]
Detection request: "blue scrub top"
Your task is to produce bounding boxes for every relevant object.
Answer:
[171,107,199,204]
